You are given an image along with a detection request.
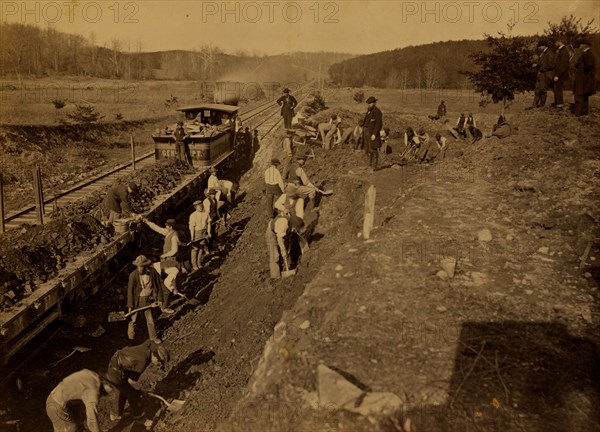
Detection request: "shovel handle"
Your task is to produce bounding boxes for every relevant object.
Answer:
[147,392,169,405]
[124,303,158,318]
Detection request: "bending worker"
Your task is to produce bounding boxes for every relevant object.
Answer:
[266,214,304,279]
[105,339,170,428]
[287,154,317,209]
[46,369,115,432]
[101,182,139,226]
[142,218,181,294]
[207,167,234,204]
[264,158,285,219]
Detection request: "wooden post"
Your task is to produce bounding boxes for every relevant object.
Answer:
[363,185,376,239]
[131,136,136,170]
[0,174,5,233]
[33,167,44,225]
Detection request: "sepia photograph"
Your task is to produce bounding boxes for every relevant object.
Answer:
[0,1,599,431]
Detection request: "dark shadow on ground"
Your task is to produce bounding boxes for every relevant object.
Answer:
[383,321,600,432]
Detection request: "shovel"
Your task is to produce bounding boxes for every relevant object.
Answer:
[147,392,185,412]
[298,233,310,255]
[281,255,296,278]
[107,304,158,323]
[50,346,91,368]
[316,187,334,196]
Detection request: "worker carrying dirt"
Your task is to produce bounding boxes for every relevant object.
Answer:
[127,255,173,341]
[46,369,115,432]
[142,218,181,295]
[265,214,304,279]
[101,182,139,226]
[105,339,170,428]
[188,200,211,270]
[207,167,234,204]
[265,158,286,219]
[274,184,306,220]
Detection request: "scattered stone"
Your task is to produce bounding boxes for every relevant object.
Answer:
[370,358,378,364]
[506,234,514,241]
[581,307,593,324]
[537,246,549,254]
[336,273,341,278]
[359,306,366,313]
[348,248,358,252]
[584,272,592,278]
[335,264,344,271]
[88,324,105,338]
[299,320,310,330]
[478,229,492,242]
[525,289,533,295]
[391,164,401,170]
[440,257,456,278]
[353,392,403,416]
[70,315,86,328]
[471,272,487,286]
[317,365,363,409]
[436,270,448,280]
[436,306,447,313]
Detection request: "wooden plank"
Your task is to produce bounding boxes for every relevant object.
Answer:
[363,185,376,240]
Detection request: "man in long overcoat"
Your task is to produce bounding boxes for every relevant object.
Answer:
[363,96,383,170]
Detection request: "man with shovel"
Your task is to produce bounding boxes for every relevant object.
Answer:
[142,218,182,296]
[126,255,172,341]
[188,200,211,270]
[266,214,304,279]
[106,339,170,428]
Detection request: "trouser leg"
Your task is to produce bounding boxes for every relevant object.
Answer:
[191,248,199,270]
[266,192,275,218]
[144,309,157,340]
[164,267,179,292]
[583,96,589,115]
[120,380,144,418]
[128,312,137,340]
[539,90,547,107]
[268,244,281,278]
[574,94,584,116]
[554,81,563,106]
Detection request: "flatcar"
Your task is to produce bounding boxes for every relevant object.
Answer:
[152,104,244,167]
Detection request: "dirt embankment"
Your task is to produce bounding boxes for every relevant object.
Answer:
[211,108,600,432]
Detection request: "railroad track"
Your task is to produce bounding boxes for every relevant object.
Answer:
[2,83,316,231]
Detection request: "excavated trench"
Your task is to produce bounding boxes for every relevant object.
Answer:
[0,131,370,432]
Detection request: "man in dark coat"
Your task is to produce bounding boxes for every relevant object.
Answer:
[572,38,596,116]
[173,121,189,164]
[552,38,570,108]
[106,339,169,426]
[532,40,556,108]
[363,96,383,170]
[101,182,138,226]
[276,88,297,129]
[126,255,171,341]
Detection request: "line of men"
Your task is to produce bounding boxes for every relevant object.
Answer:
[532,37,596,116]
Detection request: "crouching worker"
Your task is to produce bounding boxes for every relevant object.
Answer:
[142,218,181,295]
[274,184,305,220]
[46,369,115,432]
[188,200,211,270]
[266,215,304,279]
[105,339,170,428]
[287,154,317,210]
[127,255,172,341]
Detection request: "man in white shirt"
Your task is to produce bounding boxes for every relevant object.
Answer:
[287,155,317,208]
[207,166,234,203]
[142,218,181,294]
[264,158,285,218]
[188,201,211,270]
[265,215,304,278]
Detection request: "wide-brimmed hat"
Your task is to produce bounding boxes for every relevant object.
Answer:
[366,96,377,103]
[99,371,120,388]
[193,200,203,207]
[207,188,217,195]
[578,37,592,46]
[165,218,176,227]
[209,166,217,173]
[127,182,139,193]
[132,255,151,267]
[283,87,290,93]
[176,121,183,126]
[295,154,307,161]
[271,158,281,165]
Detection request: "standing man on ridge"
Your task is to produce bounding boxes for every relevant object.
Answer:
[277,87,298,129]
[363,96,383,171]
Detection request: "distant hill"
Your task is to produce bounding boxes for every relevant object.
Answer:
[329,40,490,89]
[0,23,353,84]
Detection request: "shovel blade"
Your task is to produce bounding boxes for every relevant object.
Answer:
[168,399,185,412]
[108,311,126,322]
[281,269,297,278]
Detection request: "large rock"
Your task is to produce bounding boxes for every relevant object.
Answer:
[477,229,492,242]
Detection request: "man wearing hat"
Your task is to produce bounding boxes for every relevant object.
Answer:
[572,38,596,116]
[265,214,305,278]
[207,166,234,204]
[274,183,306,220]
[264,158,286,218]
[287,154,317,207]
[173,121,190,164]
[101,182,139,227]
[127,255,171,341]
[106,339,169,427]
[188,200,211,270]
[532,39,555,108]
[277,87,297,129]
[281,129,295,179]
[142,218,181,295]
[363,96,383,170]
[552,38,570,109]
[46,369,115,432]
[203,188,220,251]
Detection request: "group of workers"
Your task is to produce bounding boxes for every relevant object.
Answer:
[532,37,596,116]
[46,339,170,431]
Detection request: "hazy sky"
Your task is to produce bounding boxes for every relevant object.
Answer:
[2,1,598,54]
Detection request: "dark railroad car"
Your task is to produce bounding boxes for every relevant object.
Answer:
[152,104,241,167]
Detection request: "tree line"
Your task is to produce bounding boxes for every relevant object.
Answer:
[0,23,352,85]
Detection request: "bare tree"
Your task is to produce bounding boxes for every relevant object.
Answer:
[423,61,440,90]
[384,69,400,88]
[108,38,122,78]
[413,66,422,89]
[399,68,410,91]
[199,44,221,80]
